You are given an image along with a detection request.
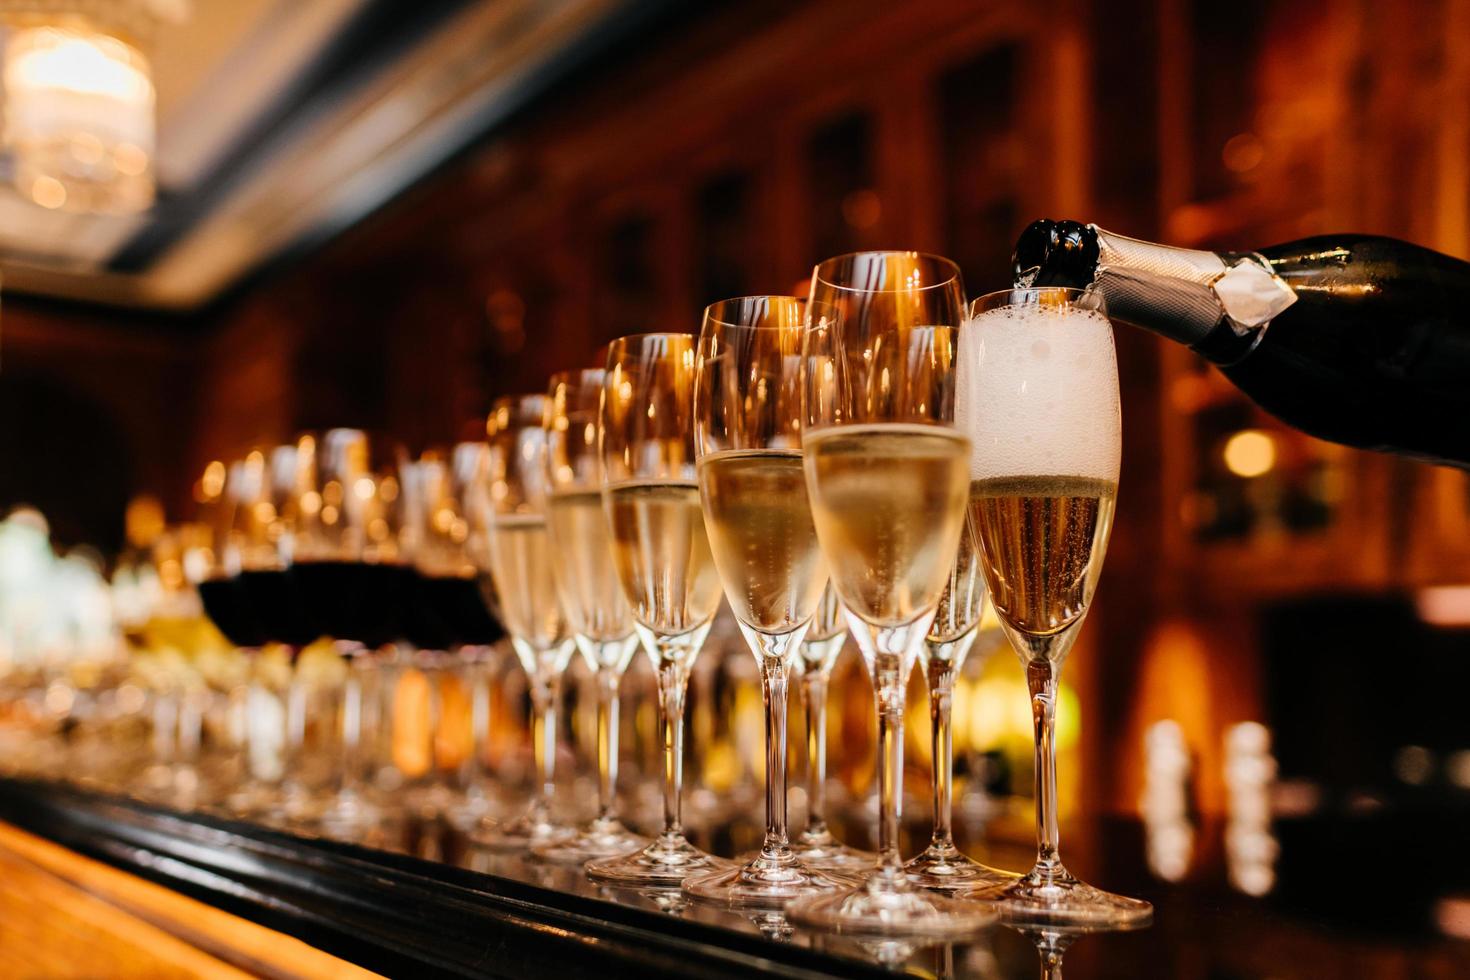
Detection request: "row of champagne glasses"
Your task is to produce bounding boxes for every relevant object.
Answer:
[194,250,1148,936]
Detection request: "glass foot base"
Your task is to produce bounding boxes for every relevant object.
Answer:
[585,832,733,887]
[787,873,998,937]
[904,841,1019,893]
[469,808,575,852]
[317,795,381,842]
[790,829,877,873]
[988,867,1153,926]
[683,849,849,910]
[531,818,649,864]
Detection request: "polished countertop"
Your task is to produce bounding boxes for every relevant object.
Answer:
[0,779,1464,979]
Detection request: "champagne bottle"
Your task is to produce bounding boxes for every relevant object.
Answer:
[1013,219,1470,468]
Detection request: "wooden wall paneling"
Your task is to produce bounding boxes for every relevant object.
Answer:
[1436,0,1470,260]
[3,306,197,546]
[1401,0,1470,586]
[770,113,812,292]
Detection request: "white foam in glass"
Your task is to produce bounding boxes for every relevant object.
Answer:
[956,304,1121,481]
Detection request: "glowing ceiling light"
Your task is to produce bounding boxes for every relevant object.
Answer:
[2,19,157,214]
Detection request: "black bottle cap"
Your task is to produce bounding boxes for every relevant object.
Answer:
[1012,219,1100,289]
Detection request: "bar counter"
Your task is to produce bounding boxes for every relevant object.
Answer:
[0,778,1466,978]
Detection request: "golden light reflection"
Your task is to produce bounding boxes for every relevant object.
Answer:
[1223,429,1276,477]
[200,461,226,500]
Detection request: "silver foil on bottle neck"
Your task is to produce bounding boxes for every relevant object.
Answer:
[1090,226,1296,347]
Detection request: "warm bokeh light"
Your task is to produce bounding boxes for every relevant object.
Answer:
[1415,585,1470,626]
[1223,428,1276,478]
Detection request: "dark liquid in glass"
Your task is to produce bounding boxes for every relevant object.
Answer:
[237,569,319,647]
[198,576,269,649]
[292,560,408,650]
[411,573,505,649]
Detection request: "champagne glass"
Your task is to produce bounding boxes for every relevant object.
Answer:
[532,369,648,863]
[585,334,733,886]
[788,252,996,936]
[790,582,875,872]
[905,519,1018,890]
[476,395,577,850]
[959,287,1149,924]
[682,296,847,907]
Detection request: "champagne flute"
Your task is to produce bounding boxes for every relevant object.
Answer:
[682,296,847,907]
[476,395,577,850]
[788,251,996,936]
[959,287,1149,924]
[790,582,875,872]
[532,369,648,862]
[585,334,733,886]
[905,519,1018,891]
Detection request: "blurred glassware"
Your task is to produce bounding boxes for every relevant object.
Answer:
[293,431,405,837]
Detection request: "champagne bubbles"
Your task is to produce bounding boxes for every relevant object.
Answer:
[956,301,1121,481]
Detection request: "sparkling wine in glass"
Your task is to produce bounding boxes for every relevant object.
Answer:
[958,287,1149,925]
[789,582,874,873]
[585,333,733,886]
[531,369,648,863]
[681,296,849,908]
[904,517,1018,891]
[787,251,997,936]
[474,395,577,850]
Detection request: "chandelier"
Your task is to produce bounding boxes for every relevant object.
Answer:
[0,2,182,214]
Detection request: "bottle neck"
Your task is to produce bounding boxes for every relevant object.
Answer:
[1087,226,1296,364]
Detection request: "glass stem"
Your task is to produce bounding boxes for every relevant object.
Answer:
[153,687,178,766]
[339,658,364,800]
[874,652,907,878]
[425,654,444,783]
[595,668,620,824]
[244,673,273,784]
[177,687,203,766]
[928,656,955,849]
[468,658,492,792]
[759,655,791,859]
[1028,658,1063,878]
[802,671,830,839]
[530,672,561,820]
[655,660,690,839]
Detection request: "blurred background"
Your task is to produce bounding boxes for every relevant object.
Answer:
[3,0,1470,965]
